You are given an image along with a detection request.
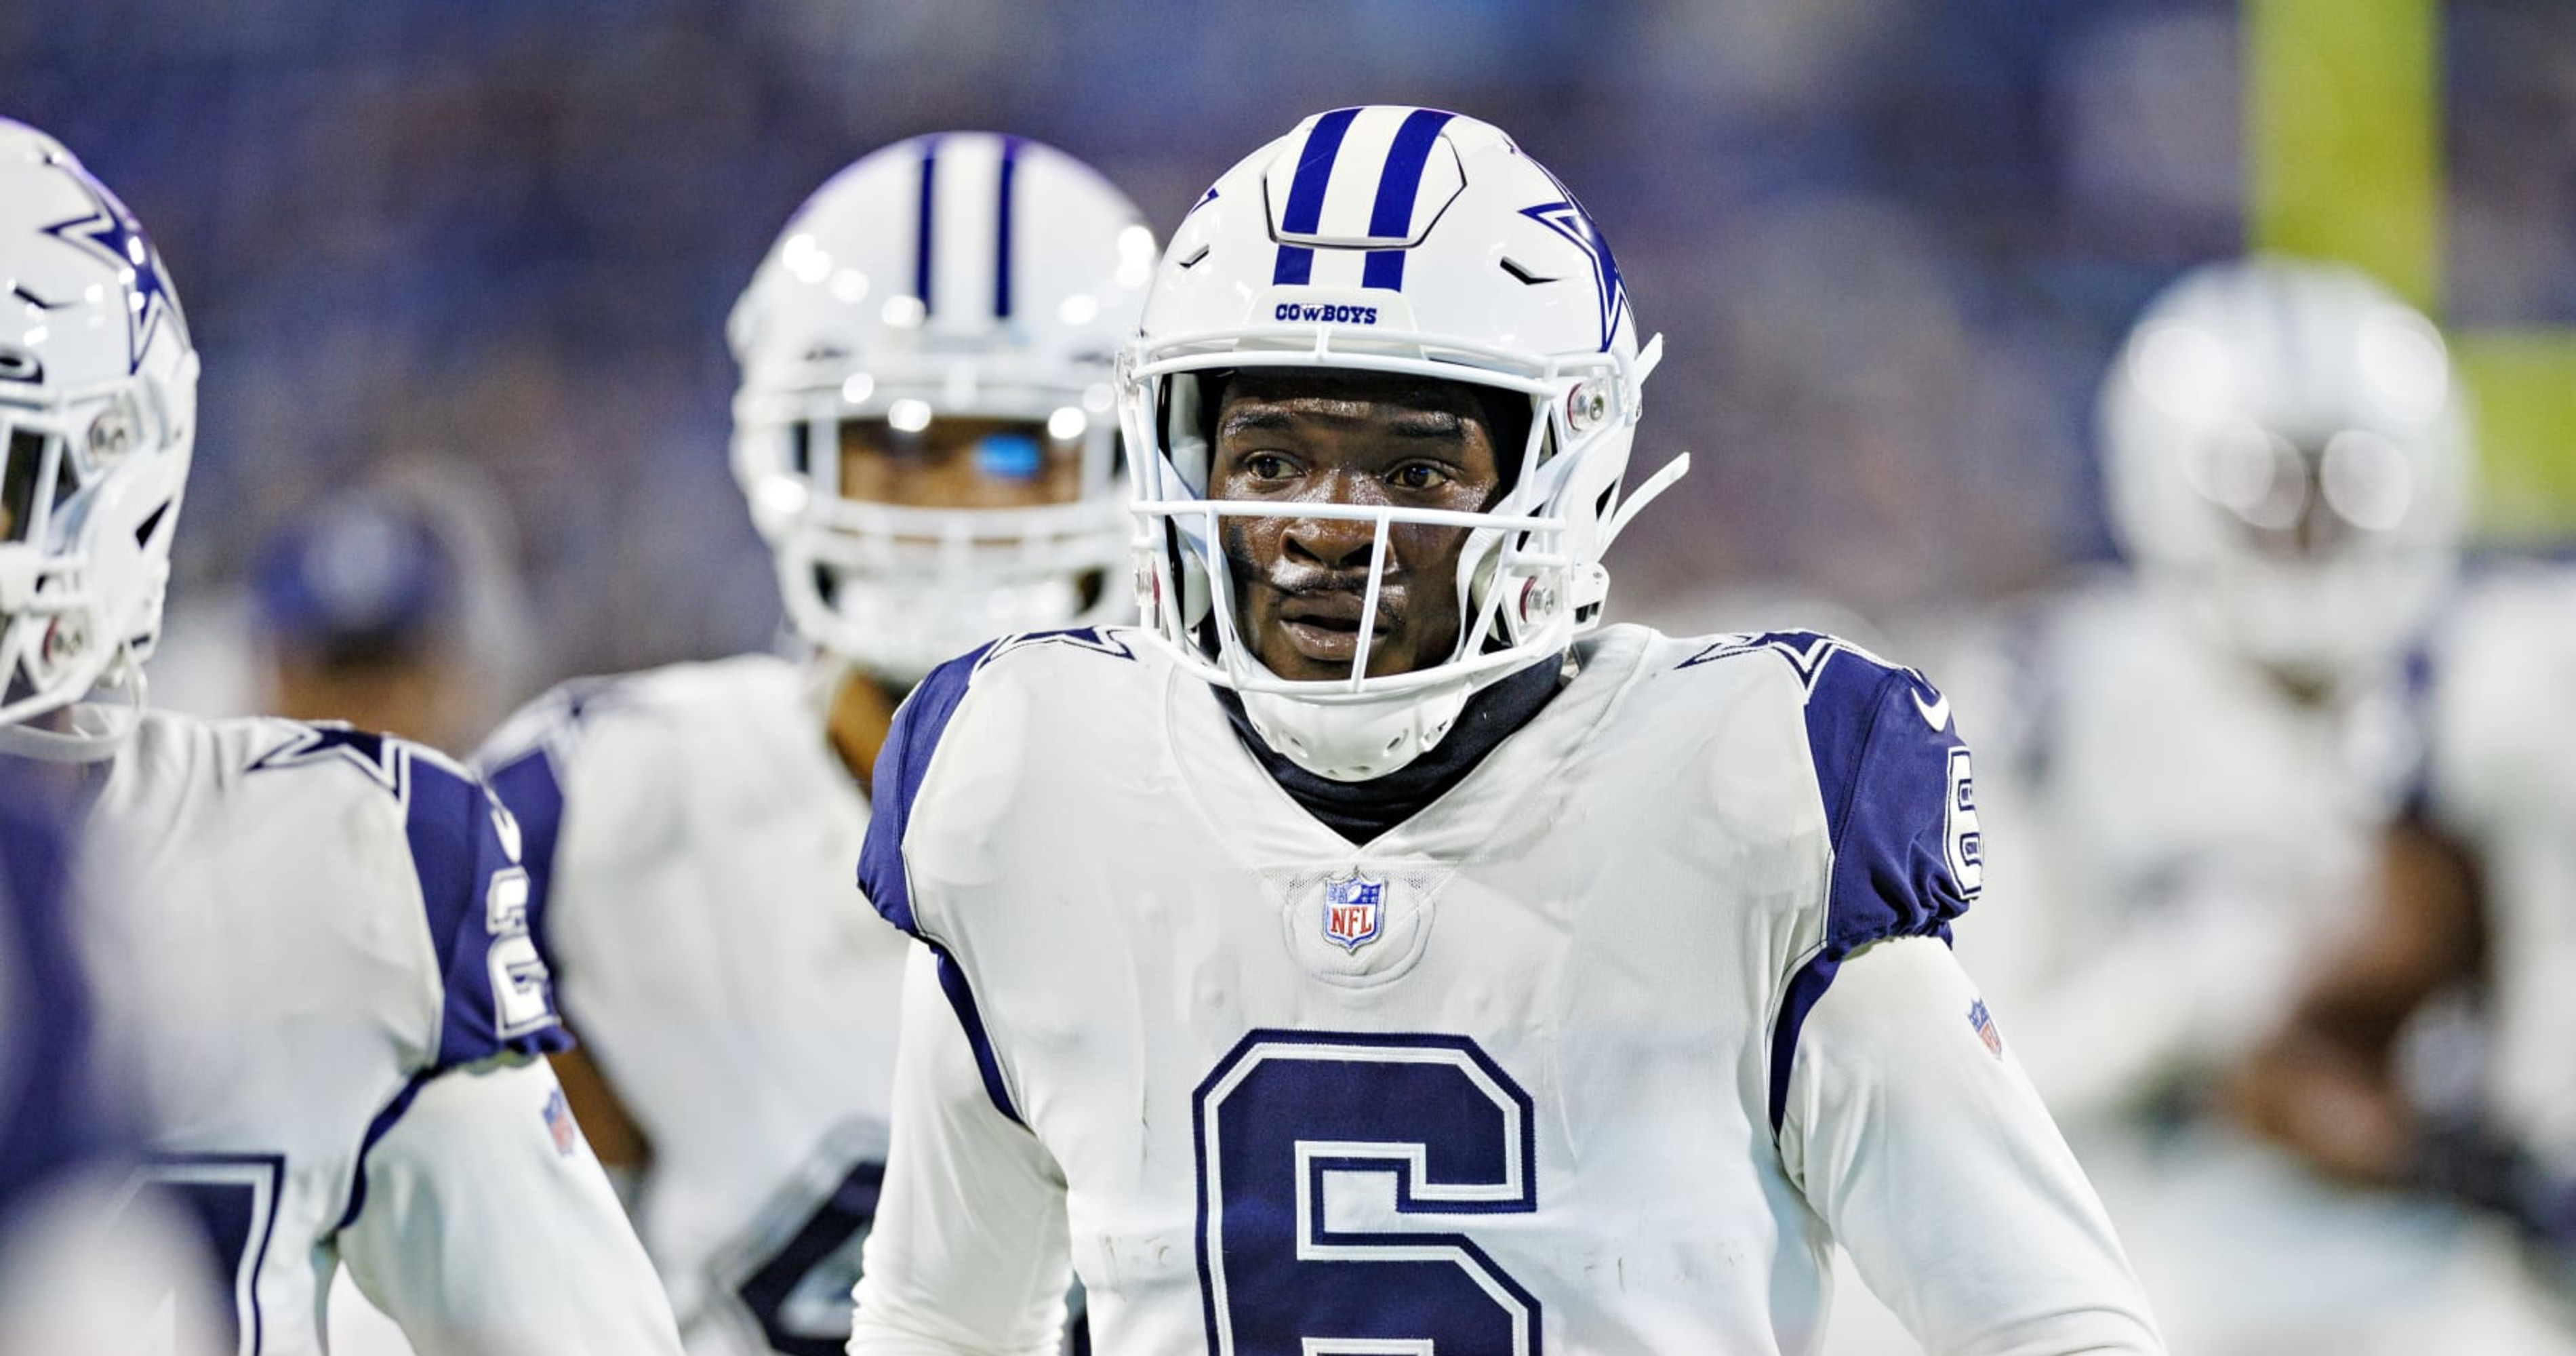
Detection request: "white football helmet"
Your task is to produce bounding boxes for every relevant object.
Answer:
[2100,256,2470,693]
[0,119,197,758]
[729,132,1156,685]
[1121,106,1687,780]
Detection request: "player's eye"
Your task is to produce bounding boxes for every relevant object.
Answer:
[1241,452,1300,482]
[1388,462,1451,492]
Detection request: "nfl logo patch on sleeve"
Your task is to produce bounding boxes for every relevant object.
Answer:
[543,1088,582,1156]
[1321,871,1386,953]
[1968,999,2004,1058]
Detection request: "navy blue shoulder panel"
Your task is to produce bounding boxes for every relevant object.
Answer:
[477,740,567,973]
[405,746,571,1071]
[1746,633,1982,1133]
[856,637,1062,1127]
[1802,649,1979,951]
[859,640,1000,936]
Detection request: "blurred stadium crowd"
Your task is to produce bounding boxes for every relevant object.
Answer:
[3,0,2562,689]
[9,0,2576,1353]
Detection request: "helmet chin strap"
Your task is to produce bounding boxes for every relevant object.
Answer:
[0,650,144,763]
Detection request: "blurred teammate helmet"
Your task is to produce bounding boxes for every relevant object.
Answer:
[729,133,1156,685]
[0,119,197,755]
[1122,106,1685,780]
[2100,256,2469,692]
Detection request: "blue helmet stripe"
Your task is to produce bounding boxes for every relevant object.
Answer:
[1359,108,1456,291]
[914,138,940,313]
[1270,107,1360,286]
[994,136,1022,319]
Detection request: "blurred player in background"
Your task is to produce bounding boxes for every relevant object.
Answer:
[1922,255,2572,1351]
[148,466,539,758]
[250,472,536,753]
[850,106,2160,1355]
[0,117,682,1352]
[1945,256,2467,1122]
[0,770,227,1352]
[2233,559,2576,1341]
[475,133,1153,1354]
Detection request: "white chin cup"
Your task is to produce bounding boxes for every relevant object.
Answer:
[1236,673,1476,783]
[785,558,1089,689]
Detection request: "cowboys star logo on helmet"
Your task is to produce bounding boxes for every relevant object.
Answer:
[37,158,186,378]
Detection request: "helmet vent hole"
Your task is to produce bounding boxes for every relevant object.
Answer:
[133,502,170,548]
[1176,243,1211,270]
[1498,257,1554,286]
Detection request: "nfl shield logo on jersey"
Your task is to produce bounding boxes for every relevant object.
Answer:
[1321,871,1387,953]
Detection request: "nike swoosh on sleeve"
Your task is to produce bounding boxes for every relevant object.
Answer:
[1911,689,1950,731]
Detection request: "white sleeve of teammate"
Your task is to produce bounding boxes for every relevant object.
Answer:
[847,944,1070,1356]
[1780,936,2166,1356]
[337,1055,684,1355]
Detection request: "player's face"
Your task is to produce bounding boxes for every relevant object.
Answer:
[1207,373,1509,682]
[839,416,1083,512]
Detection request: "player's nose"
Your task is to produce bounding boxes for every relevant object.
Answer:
[1280,511,1380,573]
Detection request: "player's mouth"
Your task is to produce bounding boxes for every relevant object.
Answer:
[1275,591,1396,667]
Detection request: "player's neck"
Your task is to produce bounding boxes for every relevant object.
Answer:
[825,669,901,796]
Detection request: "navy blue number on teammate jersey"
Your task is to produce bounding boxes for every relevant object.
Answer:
[119,1153,286,1354]
[733,1158,880,1356]
[1193,1032,1542,1355]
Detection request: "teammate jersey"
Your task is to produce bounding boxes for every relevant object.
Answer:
[850,625,2161,1355]
[2415,565,2576,1175]
[74,708,680,1355]
[1930,576,2421,1122]
[479,654,912,1356]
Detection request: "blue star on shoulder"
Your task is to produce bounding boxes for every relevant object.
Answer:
[39,160,185,376]
[248,724,407,799]
[971,626,1137,677]
[1678,630,1910,697]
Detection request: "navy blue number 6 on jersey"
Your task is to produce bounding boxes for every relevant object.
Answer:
[1194,1031,1542,1355]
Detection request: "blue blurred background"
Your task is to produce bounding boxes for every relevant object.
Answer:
[5,0,2571,685]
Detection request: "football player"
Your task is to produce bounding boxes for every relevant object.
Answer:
[1921,258,2512,1351]
[473,133,1152,1354]
[1937,257,2470,1127]
[848,106,2162,1354]
[0,118,682,1353]
[250,485,485,751]
[2232,560,2576,1338]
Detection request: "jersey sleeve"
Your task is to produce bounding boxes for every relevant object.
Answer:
[405,744,569,1071]
[847,945,1072,1356]
[336,1055,684,1354]
[1779,936,2165,1355]
[857,643,994,938]
[855,643,1028,1132]
[1767,643,1984,1133]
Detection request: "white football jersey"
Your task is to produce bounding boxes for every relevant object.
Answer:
[1933,575,2421,1122]
[73,707,680,1355]
[2417,564,2576,1175]
[479,654,912,1356]
[849,624,2160,1355]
